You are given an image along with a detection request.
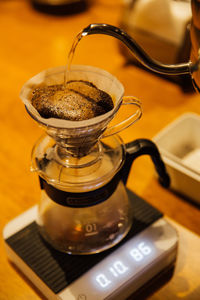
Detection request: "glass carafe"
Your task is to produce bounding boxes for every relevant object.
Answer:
[33,134,133,254]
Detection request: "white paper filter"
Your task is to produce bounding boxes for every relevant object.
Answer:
[20,65,124,129]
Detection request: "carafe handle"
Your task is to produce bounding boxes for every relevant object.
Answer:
[121,139,170,188]
[103,96,142,137]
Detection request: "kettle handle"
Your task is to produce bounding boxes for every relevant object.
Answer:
[121,139,170,188]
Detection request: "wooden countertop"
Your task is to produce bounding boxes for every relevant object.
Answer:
[0,0,200,299]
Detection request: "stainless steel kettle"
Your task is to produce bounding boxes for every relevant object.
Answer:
[82,0,200,92]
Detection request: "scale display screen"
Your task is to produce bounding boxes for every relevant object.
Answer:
[94,241,153,289]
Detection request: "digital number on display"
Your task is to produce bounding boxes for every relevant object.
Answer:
[95,242,153,289]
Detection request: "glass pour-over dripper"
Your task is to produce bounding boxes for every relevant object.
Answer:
[21,65,141,158]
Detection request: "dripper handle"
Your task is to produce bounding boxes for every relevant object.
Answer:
[121,139,170,188]
[103,96,142,137]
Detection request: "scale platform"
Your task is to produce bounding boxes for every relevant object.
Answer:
[3,190,178,300]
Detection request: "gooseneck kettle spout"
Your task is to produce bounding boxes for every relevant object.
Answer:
[82,0,200,90]
[83,23,192,76]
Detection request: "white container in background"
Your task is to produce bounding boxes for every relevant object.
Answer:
[153,113,200,205]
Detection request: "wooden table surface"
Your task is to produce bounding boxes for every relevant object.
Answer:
[0,1,200,299]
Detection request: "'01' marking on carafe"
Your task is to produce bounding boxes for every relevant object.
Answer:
[85,223,98,236]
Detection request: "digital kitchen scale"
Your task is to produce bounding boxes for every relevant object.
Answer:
[3,190,178,300]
